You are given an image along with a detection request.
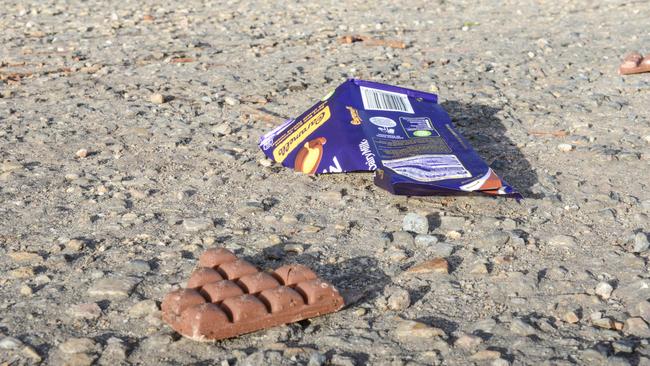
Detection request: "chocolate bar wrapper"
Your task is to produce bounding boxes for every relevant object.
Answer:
[258,79,519,197]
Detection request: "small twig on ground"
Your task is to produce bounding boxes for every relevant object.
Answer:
[169,57,195,63]
[0,67,73,82]
[338,35,406,49]
[528,130,569,137]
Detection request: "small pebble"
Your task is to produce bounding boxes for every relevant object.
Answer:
[386,246,408,262]
[403,213,429,234]
[395,319,445,339]
[548,234,577,247]
[353,308,366,317]
[391,231,414,247]
[1,161,22,172]
[67,239,85,251]
[98,338,127,365]
[0,336,23,350]
[75,149,88,158]
[182,218,214,232]
[406,258,449,274]
[88,277,140,299]
[284,243,304,254]
[224,96,239,106]
[330,354,356,366]
[471,350,501,360]
[20,285,33,295]
[633,301,650,323]
[492,359,510,366]
[426,242,454,257]
[69,302,102,319]
[557,143,574,152]
[414,234,438,246]
[592,317,614,329]
[564,311,580,324]
[211,123,232,135]
[633,232,649,253]
[623,317,650,337]
[595,282,613,300]
[454,334,482,349]
[384,286,411,311]
[9,267,34,279]
[129,299,159,318]
[612,340,635,354]
[8,251,43,263]
[258,158,273,167]
[307,351,326,366]
[469,263,489,274]
[59,338,96,354]
[510,318,536,336]
[22,345,41,362]
[150,93,165,104]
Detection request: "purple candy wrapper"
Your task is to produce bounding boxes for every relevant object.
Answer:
[258,79,519,197]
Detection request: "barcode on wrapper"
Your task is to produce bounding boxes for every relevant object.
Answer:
[360,86,414,114]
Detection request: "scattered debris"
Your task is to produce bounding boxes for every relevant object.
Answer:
[150,93,166,104]
[169,57,195,63]
[406,258,449,274]
[75,149,88,158]
[619,52,650,75]
[338,35,406,49]
[528,130,569,137]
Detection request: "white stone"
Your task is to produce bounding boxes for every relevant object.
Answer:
[403,213,429,234]
[595,282,614,300]
[182,218,213,232]
[88,277,140,299]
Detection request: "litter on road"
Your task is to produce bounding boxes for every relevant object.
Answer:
[259,79,519,197]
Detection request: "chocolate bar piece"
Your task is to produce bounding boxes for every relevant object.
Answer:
[162,248,345,341]
[619,52,650,75]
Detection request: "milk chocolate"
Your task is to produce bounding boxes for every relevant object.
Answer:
[619,52,650,75]
[162,248,344,341]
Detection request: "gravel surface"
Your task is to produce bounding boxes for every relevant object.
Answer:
[1,1,650,365]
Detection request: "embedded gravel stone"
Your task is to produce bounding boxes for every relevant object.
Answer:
[88,277,141,299]
[623,318,650,337]
[633,232,650,253]
[395,319,446,339]
[402,213,429,234]
[406,258,449,274]
[510,319,537,336]
[0,337,23,350]
[59,338,96,354]
[454,334,482,349]
[383,286,411,311]
[475,231,510,249]
[182,218,214,232]
[425,242,454,257]
[547,235,577,247]
[69,303,102,319]
[633,301,650,323]
[595,282,614,300]
[414,234,438,246]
